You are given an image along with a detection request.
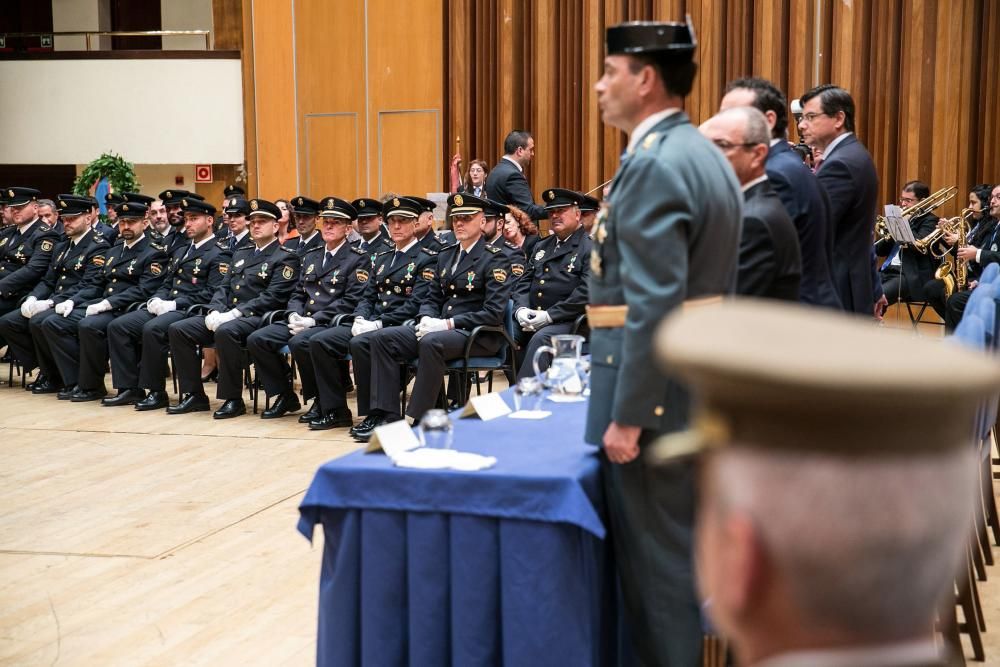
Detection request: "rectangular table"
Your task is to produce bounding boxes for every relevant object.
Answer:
[298,393,615,666]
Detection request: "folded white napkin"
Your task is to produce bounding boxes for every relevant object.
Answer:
[392,448,497,471]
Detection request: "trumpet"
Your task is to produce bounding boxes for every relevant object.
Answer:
[913,212,973,258]
[874,185,958,244]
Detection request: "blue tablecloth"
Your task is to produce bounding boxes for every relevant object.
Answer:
[298,392,615,666]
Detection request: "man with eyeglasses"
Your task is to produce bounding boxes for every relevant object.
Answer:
[945,184,1000,331]
[873,181,940,306]
[701,107,801,301]
[797,84,879,317]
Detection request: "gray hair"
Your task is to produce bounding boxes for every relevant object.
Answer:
[37,198,56,209]
[709,445,976,638]
[717,106,771,146]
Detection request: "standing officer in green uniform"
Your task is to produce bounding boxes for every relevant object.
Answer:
[586,19,743,666]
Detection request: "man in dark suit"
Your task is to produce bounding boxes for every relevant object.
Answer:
[945,184,1000,330]
[721,77,840,308]
[873,181,939,305]
[484,130,547,221]
[589,19,743,666]
[798,84,879,316]
[701,107,801,301]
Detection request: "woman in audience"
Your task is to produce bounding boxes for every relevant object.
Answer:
[451,158,489,197]
[504,204,540,255]
[276,198,294,243]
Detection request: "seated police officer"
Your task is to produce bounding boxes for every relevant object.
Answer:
[158,189,206,254]
[284,196,324,255]
[0,187,59,318]
[246,197,368,420]
[222,197,253,251]
[579,193,600,237]
[309,196,438,432]
[105,198,231,409]
[355,193,514,439]
[351,197,394,257]
[0,195,109,393]
[42,202,168,401]
[410,196,446,251]
[513,188,592,379]
[166,198,300,418]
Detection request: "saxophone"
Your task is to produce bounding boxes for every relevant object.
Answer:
[934,208,974,297]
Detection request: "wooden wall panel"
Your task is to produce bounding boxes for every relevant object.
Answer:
[293,0,366,198]
[249,0,297,199]
[246,0,1000,213]
[378,112,440,195]
[303,114,361,196]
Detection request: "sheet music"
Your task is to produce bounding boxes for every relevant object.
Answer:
[884,204,916,244]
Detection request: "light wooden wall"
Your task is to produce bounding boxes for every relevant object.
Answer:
[243,0,999,212]
[242,0,444,201]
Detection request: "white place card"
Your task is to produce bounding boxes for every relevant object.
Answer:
[508,410,552,420]
[460,393,513,421]
[366,419,421,458]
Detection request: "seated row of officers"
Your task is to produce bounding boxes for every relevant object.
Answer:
[0,185,591,440]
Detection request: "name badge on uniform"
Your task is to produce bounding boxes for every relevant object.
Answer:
[534,250,545,261]
[235,259,245,268]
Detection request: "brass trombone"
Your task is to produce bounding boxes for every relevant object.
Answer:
[874,185,957,244]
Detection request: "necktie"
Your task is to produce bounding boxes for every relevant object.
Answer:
[360,241,369,252]
[880,245,899,271]
[299,238,306,250]
[183,243,194,261]
[322,251,333,270]
[254,247,261,256]
[390,250,404,269]
[453,248,467,272]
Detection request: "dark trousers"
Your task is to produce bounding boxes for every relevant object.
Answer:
[39,307,96,388]
[923,278,949,320]
[601,446,702,667]
[880,267,910,305]
[367,326,501,421]
[168,315,261,399]
[28,310,62,381]
[107,309,188,390]
[514,321,575,380]
[247,323,327,399]
[307,326,355,413]
[76,312,117,390]
[946,289,972,332]
[0,308,38,372]
[0,298,20,345]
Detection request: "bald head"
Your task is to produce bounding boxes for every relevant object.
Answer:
[699,106,771,185]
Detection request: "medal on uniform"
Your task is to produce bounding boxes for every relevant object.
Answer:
[566,254,577,272]
[127,259,137,275]
[193,258,202,275]
[394,286,401,294]
[74,258,83,271]
[405,262,415,280]
[258,262,268,278]
[331,269,340,284]
[306,263,314,275]
[14,245,25,262]
[235,258,245,268]
[466,270,476,291]
[534,249,545,261]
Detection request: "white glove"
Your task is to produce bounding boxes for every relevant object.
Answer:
[85,299,112,317]
[205,310,222,331]
[288,314,316,335]
[147,297,165,316]
[55,300,74,317]
[352,317,381,336]
[526,310,552,329]
[515,307,534,327]
[31,299,53,317]
[416,316,449,340]
[159,300,177,314]
[20,297,37,318]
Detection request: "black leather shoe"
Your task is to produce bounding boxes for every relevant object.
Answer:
[309,408,354,430]
[31,378,63,395]
[261,392,301,419]
[213,399,246,419]
[352,414,402,441]
[349,413,380,436]
[71,386,108,402]
[298,401,322,423]
[135,390,169,411]
[101,388,146,406]
[344,381,356,394]
[57,385,79,400]
[166,393,211,415]
[25,374,46,392]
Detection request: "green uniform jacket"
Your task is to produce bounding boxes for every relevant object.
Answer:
[585,111,743,442]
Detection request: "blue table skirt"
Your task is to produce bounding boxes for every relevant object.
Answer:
[315,508,616,666]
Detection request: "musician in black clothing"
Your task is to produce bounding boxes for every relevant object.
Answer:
[873,181,939,305]
[246,197,369,421]
[944,184,1000,330]
[105,198,231,409]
